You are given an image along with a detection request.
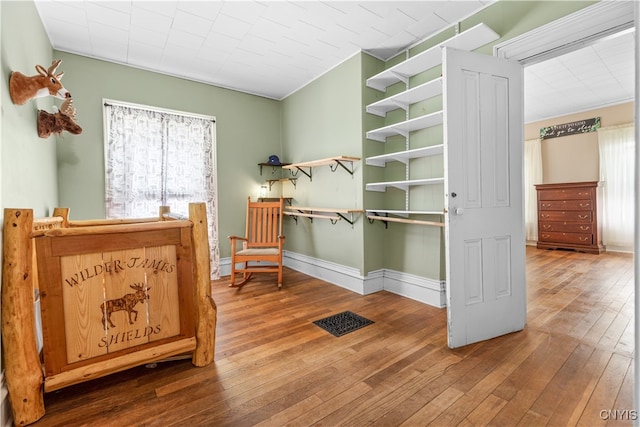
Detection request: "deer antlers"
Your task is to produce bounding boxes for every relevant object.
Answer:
[37,98,83,138]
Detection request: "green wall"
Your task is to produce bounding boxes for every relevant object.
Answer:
[1,1,58,218]
[281,54,365,271]
[52,52,282,258]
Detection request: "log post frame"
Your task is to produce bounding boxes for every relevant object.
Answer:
[1,209,45,425]
[189,203,217,366]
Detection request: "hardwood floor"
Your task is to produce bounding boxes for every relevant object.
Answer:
[33,247,634,426]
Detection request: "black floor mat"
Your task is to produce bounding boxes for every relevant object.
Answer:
[313,311,374,337]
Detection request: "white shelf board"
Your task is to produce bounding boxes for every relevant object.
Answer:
[366,23,499,92]
[282,156,360,169]
[366,111,443,142]
[366,78,443,117]
[366,177,444,192]
[366,145,444,167]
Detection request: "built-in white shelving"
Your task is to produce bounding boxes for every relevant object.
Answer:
[364,23,499,226]
[366,111,443,143]
[366,177,444,192]
[366,78,443,117]
[366,23,499,92]
[366,145,443,167]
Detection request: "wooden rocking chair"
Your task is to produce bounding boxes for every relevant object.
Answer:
[229,197,285,289]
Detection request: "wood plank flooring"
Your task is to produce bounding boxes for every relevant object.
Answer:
[32,247,634,426]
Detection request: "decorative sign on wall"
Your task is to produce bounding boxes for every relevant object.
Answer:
[540,117,601,139]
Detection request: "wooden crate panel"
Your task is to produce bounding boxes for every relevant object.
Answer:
[102,248,150,354]
[145,245,181,341]
[60,253,108,363]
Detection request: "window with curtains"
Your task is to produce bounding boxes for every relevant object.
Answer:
[103,100,219,278]
[597,124,634,251]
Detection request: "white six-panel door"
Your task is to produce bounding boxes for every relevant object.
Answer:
[443,47,526,348]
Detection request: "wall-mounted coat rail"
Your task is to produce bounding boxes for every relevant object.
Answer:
[285,206,364,226]
[282,156,360,181]
[367,210,445,229]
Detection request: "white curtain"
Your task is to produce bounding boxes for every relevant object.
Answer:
[597,124,635,251]
[524,138,543,242]
[104,101,220,278]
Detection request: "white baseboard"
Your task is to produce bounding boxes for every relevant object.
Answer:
[221,251,445,308]
[379,269,446,308]
[283,251,372,294]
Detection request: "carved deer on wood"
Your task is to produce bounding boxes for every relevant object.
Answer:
[100,283,151,329]
[37,98,83,138]
[9,59,71,105]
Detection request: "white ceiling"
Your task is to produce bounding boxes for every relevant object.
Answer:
[524,28,635,123]
[34,1,634,123]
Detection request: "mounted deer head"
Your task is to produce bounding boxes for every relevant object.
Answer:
[37,98,82,138]
[9,60,71,105]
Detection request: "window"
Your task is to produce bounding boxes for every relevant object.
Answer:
[597,124,634,251]
[103,100,219,277]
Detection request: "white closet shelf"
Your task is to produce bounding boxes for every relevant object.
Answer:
[366,78,443,117]
[366,23,499,92]
[366,177,444,192]
[366,145,444,167]
[366,111,443,142]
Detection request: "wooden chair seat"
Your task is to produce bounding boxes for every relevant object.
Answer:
[229,197,285,289]
[236,248,280,256]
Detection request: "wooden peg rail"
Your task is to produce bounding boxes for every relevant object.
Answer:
[285,206,364,226]
[367,210,445,228]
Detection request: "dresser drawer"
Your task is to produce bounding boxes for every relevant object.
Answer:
[539,231,593,245]
[539,211,592,222]
[539,200,593,211]
[538,188,592,201]
[539,222,593,233]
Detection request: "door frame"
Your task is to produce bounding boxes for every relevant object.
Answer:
[492,1,634,66]
[494,0,639,412]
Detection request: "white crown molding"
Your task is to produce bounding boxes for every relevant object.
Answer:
[494,1,635,65]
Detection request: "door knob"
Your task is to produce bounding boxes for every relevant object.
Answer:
[454,207,464,216]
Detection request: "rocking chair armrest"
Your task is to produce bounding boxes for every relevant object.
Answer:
[228,235,248,242]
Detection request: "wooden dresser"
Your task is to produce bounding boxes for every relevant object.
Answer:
[535,181,605,254]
